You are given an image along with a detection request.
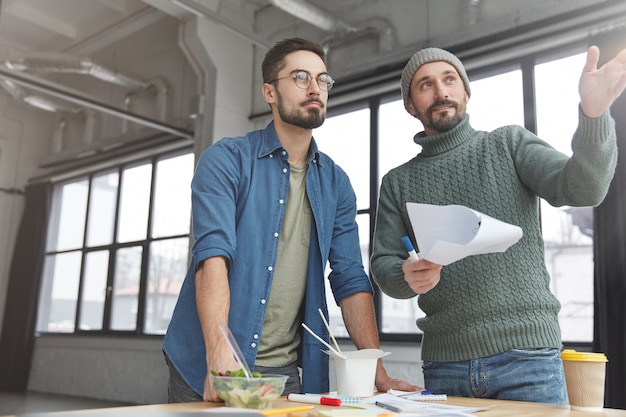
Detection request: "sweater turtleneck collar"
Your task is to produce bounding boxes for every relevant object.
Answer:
[413,114,475,157]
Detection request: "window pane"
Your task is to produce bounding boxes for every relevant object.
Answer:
[378,99,424,335]
[117,164,152,243]
[356,214,370,277]
[467,69,524,130]
[145,237,189,334]
[79,250,109,331]
[86,172,119,247]
[535,51,592,342]
[379,98,423,183]
[47,180,88,251]
[152,153,194,238]
[111,246,142,330]
[381,293,424,334]
[324,213,370,339]
[313,108,370,210]
[36,252,82,333]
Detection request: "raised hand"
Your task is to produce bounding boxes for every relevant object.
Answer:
[579,45,626,118]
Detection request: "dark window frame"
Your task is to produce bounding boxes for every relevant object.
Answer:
[37,147,193,337]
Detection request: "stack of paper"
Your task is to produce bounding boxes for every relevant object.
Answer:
[406,203,523,266]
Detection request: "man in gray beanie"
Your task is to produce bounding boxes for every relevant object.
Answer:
[371,45,626,404]
[400,47,473,135]
[400,47,471,113]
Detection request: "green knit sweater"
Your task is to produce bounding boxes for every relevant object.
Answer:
[371,109,617,362]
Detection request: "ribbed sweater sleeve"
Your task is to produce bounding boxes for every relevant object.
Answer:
[371,110,617,362]
[513,107,617,206]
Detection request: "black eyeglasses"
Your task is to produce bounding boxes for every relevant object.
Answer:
[269,70,335,92]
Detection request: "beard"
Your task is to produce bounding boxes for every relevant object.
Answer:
[276,91,325,129]
[419,99,464,133]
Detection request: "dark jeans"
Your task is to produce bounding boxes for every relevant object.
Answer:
[254,362,301,395]
[165,354,202,403]
[165,354,301,403]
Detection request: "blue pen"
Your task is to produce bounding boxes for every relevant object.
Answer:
[401,235,420,260]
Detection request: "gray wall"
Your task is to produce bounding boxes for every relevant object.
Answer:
[27,336,423,404]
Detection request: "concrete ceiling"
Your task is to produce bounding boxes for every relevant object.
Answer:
[1,0,625,67]
[0,0,625,120]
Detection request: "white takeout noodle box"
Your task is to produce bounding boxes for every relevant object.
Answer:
[325,348,390,397]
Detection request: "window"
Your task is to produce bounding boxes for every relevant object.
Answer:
[315,46,593,343]
[34,47,594,344]
[36,151,193,335]
[314,108,371,337]
[535,52,593,342]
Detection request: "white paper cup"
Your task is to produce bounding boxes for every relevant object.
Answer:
[329,349,389,397]
[561,349,608,412]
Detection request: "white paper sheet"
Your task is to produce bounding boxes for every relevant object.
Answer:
[406,203,523,266]
[363,393,484,416]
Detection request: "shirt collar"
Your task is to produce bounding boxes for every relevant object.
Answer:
[258,121,323,165]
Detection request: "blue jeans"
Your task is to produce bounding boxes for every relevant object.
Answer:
[423,348,568,404]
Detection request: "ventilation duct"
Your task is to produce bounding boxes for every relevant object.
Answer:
[268,0,356,35]
[2,53,168,129]
[268,0,395,53]
[0,65,190,140]
[321,16,395,54]
[5,53,146,89]
[0,78,79,113]
[121,77,168,134]
[465,0,482,27]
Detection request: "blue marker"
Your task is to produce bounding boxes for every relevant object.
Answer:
[401,235,420,260]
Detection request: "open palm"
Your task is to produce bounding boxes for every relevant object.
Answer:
[579,45,626,118]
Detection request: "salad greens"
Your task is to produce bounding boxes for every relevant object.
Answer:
[210,370,287,409]
[211,369,263,378]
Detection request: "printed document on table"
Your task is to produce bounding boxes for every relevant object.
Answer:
[406,203,523,266]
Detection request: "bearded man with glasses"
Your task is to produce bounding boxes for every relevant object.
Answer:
[162,37,420,403]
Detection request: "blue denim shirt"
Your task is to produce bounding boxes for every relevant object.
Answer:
[162,122,372,395]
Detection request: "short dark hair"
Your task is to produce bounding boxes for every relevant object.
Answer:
[262,38,326,84]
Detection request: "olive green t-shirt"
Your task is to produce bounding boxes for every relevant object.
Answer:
[255,164,311,366]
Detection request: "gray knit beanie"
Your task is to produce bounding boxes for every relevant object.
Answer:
[401,47,471,113]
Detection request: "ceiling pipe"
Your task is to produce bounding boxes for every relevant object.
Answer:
[5,54,147,90]
[268,0,357,35]
[0,78,80,113]
[268,0,395,53]
[170,0,273,49]
[465,0,482,27]
[2,54,175,138]
[321,16,396,54]
[0,66,193,139]
[121,77,168,134]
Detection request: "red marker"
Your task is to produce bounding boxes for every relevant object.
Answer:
[287,393,342,406]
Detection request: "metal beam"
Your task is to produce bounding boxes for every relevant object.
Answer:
[0,67,194,140]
